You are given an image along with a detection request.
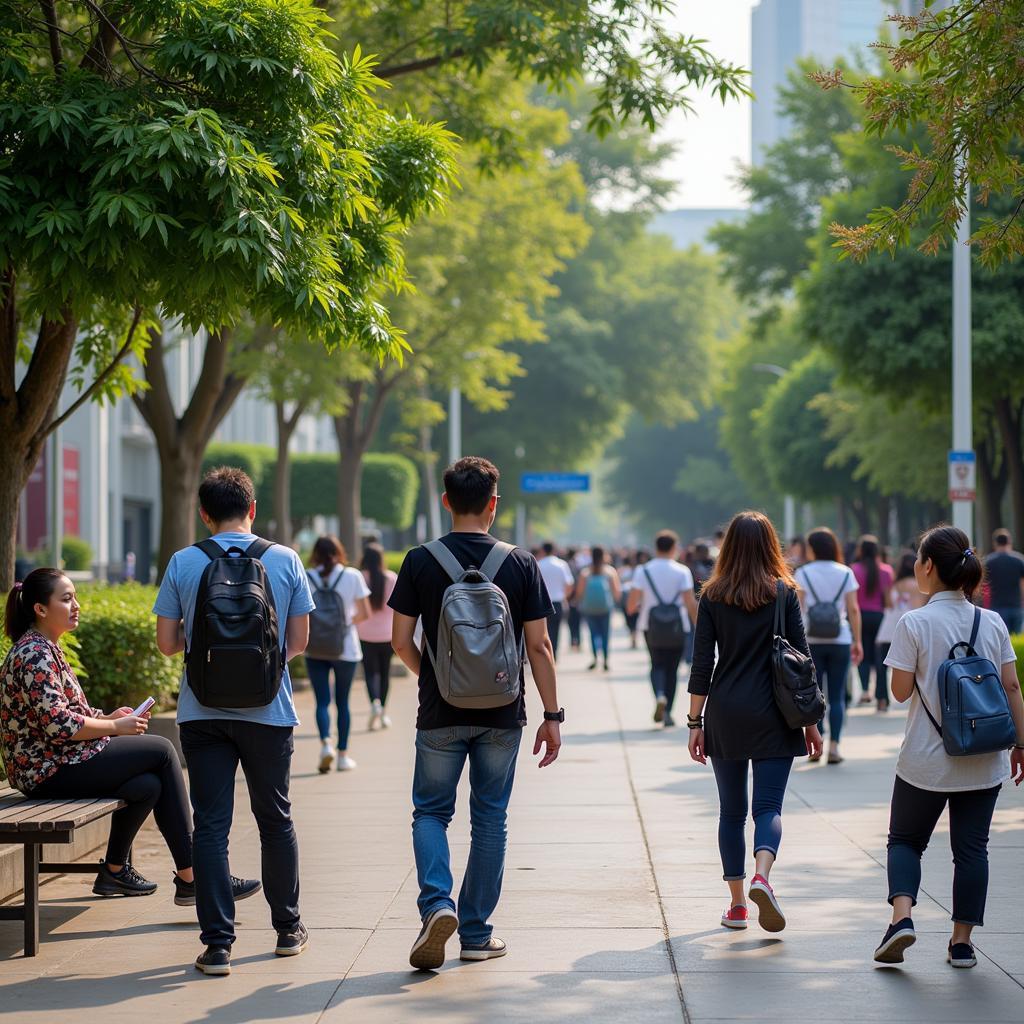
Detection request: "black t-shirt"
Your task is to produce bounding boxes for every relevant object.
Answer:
[985,550,1024,608]
[388,532,553,731]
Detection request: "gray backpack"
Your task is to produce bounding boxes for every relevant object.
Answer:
[305,568,350,660]
[422,540,524,709]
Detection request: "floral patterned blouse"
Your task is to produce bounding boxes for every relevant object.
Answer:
[0,630,107,793]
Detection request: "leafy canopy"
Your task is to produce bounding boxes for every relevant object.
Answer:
[0,0,457,355]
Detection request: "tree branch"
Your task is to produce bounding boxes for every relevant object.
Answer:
[132,325,178,445]
[46,306,142,436]
[17,311,78,440]
[39,0,64,74]
[179,328,233,448]
[376,47,467,80]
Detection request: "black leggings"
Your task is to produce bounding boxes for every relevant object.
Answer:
[32,735,192,870]
[362,641,394,706]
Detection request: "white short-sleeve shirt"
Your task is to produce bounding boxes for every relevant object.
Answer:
[308,565,371,662]
[795,561,858,645]
[632,558,695,632]
[538,556,574,603]
[884,591,1016,793]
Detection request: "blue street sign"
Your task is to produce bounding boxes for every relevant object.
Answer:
[520,472,591,494]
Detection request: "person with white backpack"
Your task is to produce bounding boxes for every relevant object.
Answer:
[389,457,562,971]
[304,536,370,774]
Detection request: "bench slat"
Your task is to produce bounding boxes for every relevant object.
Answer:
[0,799,95,831]
[42,800,124,831]
[0,797,124,832]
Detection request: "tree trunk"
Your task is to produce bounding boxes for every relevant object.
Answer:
[976,431,1007,550]
[993,398,1024,543]
[272,400,304,546]
[133,327,248,580]
[335,435,364,556]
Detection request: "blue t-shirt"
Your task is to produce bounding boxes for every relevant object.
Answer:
[153,532,315,727]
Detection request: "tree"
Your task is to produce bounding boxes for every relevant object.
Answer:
[0,1,455,582]
[826,0,1024,265]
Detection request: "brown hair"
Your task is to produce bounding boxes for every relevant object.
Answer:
[4,568,67,641]
[807,527,842,563]
[310,535,346,575]
[701,511,795,612]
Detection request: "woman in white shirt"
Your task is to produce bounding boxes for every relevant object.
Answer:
[306,536,370,773]
[795,528,863,765]
[873,526,1024,970]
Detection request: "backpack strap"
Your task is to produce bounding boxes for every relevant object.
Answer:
[424,540,467,583]
[479,541,515,582]
[774,580,787,638]
[831,571,851,604]
[194,538,227,561]
[913,679,944,739]
[949,604,983,660]
[643,566,666,605]
[244,538,273,561]
[799,568,821,605]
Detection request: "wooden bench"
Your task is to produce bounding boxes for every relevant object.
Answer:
[0,789,124,956]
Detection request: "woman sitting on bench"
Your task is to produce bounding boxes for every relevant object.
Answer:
[0,569,253,905]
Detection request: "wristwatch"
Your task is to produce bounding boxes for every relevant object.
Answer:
[543,708,565,723]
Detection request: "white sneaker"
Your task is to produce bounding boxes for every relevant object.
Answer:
[381,714,392,729]
[318,741,335,775]
[336,755,357,771]
[368,700,383,731]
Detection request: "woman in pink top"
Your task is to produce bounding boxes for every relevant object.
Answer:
[359,543,398,730]
[852,535,894,709]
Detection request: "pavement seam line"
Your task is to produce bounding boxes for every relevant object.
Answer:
[606,674,692,1024]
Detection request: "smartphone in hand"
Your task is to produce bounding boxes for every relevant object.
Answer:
[132,697,156,716]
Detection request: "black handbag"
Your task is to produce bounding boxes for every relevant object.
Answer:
[771,582,825,729]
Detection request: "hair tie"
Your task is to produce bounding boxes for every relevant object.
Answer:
[12,582,22,592]
[963,548,974,559]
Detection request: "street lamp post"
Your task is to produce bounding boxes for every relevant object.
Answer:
[752,363,796,540]
[951,155,973,538]
[448,385,462,465]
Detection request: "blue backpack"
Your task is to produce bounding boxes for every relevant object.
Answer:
[580,572,615,615]
[916,606,1016,757]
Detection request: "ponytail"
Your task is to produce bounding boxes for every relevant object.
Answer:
[4,568,64,640]
[918,526,984,599]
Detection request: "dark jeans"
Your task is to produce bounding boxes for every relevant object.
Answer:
[32,735,191,870]
[567,605,581,647]
[179,720,300,948]
[711,757,794,880]
[644,632,684,713]
[858,610,884,696]
[306,657,358,749]
[586,612,611,661]
[811,643,851,741]
[887,775,1001,926]
[877,642,891,704]
[362,641,394,706]
[994,607,1023,634]
[546,601,565,658]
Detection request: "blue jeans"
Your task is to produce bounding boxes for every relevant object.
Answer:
[711,757,794,880]
[412,726,521,946]
[305,658,358,749]
[585,613,611,660]
[994,607,1022,634]
[811,643,851,742]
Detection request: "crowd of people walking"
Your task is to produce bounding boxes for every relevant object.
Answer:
[1,455,1023,980]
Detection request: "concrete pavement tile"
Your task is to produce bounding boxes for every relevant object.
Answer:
[322,970,685,1023]
[971,933,1024,975]
[351,926,670,973]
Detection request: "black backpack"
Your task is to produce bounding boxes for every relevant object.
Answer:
[186,538,283,709]
[643,566,687,650]
[771,582,825,728]
[802,570,848,640]
[305,567,350,661]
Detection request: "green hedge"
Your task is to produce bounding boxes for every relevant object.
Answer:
[71,584,181,713]
[203,444,418,530]
[1012,635,1024,694]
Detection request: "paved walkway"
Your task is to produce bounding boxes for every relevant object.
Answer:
[2,633,1023,1022]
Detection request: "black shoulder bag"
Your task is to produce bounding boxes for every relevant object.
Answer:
[771,582,825,729]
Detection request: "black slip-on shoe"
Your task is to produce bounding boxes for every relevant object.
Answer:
[173,874,262,907]
[275,922,309,957]
[92,862,158,897]
[195,945,232,976]
[948,941,977,968]
[409,908,458,970]
[874,918,916,964]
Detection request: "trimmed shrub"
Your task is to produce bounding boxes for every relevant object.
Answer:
[62,535,93,571]
[385,549,408,573]
[71,584,181,712]
[1012,635,1024,694]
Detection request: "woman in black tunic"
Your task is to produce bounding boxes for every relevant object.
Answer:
[687,511,822,933]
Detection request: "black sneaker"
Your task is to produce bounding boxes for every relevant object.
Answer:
[92,862,158,897]
[663,712,676,728]
[948,941,977,968]
[275,922,309,957]
[873,918,916,964]
[173,874,262,907]
[195,945,232,976]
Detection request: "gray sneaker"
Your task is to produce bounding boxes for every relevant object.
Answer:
[409,908,458,970]
[460,937,508,961]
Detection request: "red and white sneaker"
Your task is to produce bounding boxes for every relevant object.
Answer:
[748,874,786,932]
[721,905,749,930]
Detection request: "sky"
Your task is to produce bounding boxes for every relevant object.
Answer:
[657,1,758,210]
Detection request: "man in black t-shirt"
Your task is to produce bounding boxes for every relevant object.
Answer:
[985,530,1024,633]
[389,456,562,971]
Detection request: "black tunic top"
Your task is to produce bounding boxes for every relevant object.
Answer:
[687,587,810,760]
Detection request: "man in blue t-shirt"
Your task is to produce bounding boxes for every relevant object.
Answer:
[154,466,314,976]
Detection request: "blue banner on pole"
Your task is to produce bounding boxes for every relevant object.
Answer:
[520,472,591,494]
